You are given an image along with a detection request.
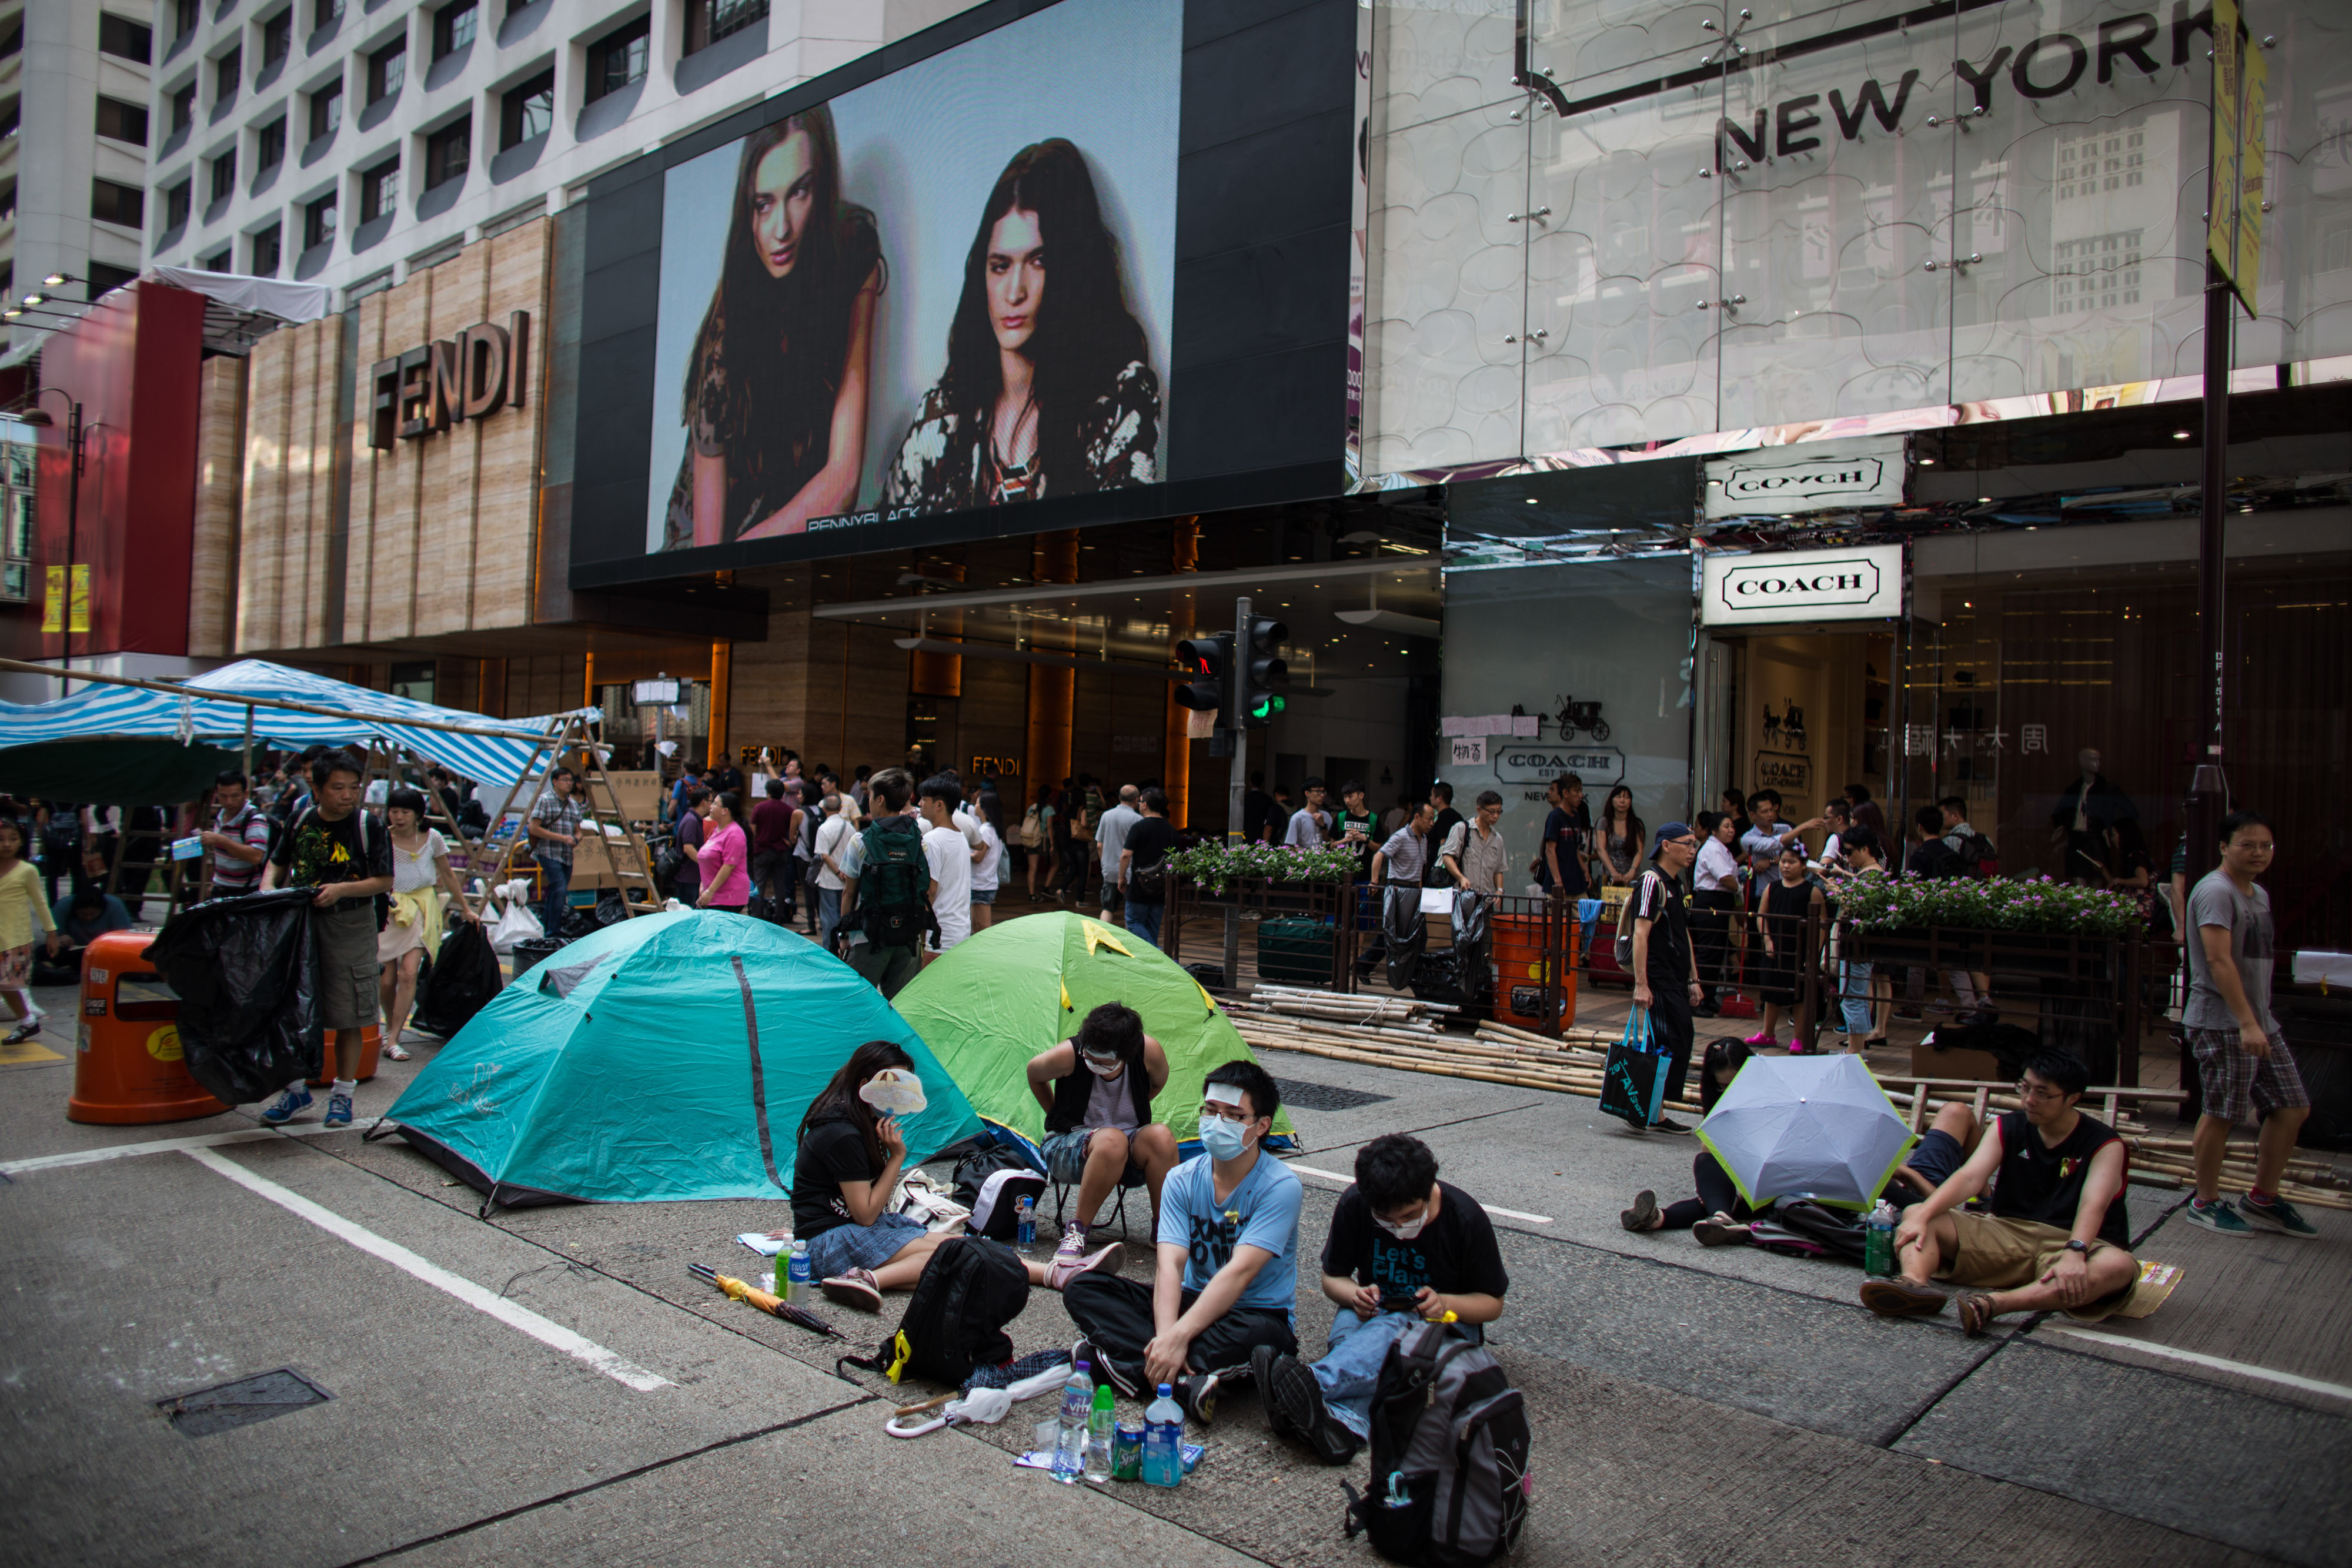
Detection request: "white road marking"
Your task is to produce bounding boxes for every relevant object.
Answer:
[185,1146,673,1393]
[2042,1323,2352,1402]
[1286,1161,1555,1224]
[1,1118,385,1176]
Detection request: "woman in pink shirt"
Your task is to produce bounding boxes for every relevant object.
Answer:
[697,791,753,910]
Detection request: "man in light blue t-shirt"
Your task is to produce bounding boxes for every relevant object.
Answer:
[1062,1059,1301,1425]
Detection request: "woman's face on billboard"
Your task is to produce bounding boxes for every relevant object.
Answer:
[985,208,1044,356]
[750,131,817,280]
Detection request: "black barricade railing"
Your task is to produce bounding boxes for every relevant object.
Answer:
[1167,871,1364,994]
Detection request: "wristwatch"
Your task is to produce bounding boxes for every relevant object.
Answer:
[2064,1239,2090,1255]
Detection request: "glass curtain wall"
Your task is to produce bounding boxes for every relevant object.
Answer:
[1366,0,2351,477]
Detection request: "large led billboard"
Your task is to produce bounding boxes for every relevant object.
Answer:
[644,1,1175,557]
[566,0,1362,587]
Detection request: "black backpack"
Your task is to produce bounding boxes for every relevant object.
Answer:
[836,1235,1028,1387]
[1771,1199,1870,1263]
[1952,831,1999,878]
[854,818,934,948]
[1344,1323,1531,1567]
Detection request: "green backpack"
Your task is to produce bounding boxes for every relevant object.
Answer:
[857,818,933,948]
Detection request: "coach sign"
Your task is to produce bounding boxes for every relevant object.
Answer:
[1702,543,1905,627]
[367,311,531,449]
[1704,436,1905,519]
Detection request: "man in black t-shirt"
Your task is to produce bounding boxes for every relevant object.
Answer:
[1538,774,1590,898]
[257,750,395,1131]
[1628,824,1703,1134]
[1254,1134,1508,1465]
[1118,788,1180,950]
[1862,1051,2138,1335]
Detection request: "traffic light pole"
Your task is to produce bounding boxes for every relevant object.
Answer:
[1223,594,1252,987]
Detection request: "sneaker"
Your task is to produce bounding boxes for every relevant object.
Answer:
[1250,1346,1289,1435]
[1051,1223,1090,1269]
[2239,1194,2319,1237]
[1927,999,1955,1015]
[1262,1352,1357,1465]
[2183,1197,2254,1236]
[1048,1241,1126,1290]
[382,1039,412,1061]
[1859,1278,1949,1318]
[1619,1113,1647,1135]
[258,1086,313,1125]
[1174,1371,1219,1427]
[1620,1189,1661,1232]
[820,1268,884,1310]
[322,1092,354,1129]
[1692,1215,1753,1248]
[1648,1116,1693,1136]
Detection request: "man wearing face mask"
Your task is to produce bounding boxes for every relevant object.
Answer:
[1061,1061,1301,1426]
[1254,1133,1508,1465]
[1027,1002,1181,1279]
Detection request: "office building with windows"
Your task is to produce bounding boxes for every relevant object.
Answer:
[0,3,156,347]
[136,0,979,298]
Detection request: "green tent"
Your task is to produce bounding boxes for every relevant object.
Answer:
[891,911,1293,1151]
[380,910,979,1207]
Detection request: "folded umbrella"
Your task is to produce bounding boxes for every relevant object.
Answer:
[1695,1052,1917,1211]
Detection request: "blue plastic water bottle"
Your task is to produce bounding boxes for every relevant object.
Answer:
[786,1239,813,1303]
[1142,1383,1184,1489]
[1015,1195,1037,1255]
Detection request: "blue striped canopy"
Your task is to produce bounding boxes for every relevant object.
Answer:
[0,660,580,787]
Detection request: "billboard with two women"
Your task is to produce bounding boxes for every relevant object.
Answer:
[639,0,1178,560]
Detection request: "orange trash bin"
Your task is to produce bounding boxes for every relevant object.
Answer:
[305,1024,382,1088]
[1491,911,1577,1031]
[67,931,229,1125]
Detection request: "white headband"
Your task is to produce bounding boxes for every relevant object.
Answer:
[1204,1082,1244,1107]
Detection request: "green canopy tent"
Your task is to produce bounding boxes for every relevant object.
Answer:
[891,911,1294,1153]
[377,910,979,1209]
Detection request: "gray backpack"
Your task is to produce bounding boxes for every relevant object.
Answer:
[1343,1322,1531,1566]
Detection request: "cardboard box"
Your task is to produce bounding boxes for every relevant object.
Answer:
[603,771,663,823]
[567,831,651,891]
[1911,1041,2006,1084]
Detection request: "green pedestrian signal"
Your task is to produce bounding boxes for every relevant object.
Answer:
[1237,616,1288,729]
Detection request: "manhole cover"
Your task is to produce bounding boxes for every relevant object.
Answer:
[1273,1078,1393,1112]
[157,1369,333,1437]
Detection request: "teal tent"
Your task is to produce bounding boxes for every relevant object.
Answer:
[379,910,979,1207]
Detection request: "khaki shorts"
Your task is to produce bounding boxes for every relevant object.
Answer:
[315,898,382,1031]
[1935,1211,2132,1322]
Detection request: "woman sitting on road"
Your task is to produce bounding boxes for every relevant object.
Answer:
[777,1041,1121,1309]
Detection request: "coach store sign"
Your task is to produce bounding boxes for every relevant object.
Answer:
[367,312,532,449]
[1702,543,1905,627]
[1703,436,1906,519]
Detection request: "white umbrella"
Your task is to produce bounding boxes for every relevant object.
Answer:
[1695,1052,1917,1210]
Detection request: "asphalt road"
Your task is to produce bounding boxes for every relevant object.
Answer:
[4,1008,2348,1568]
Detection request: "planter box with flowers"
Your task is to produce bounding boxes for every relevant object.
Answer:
[1839,874,2147,978]
[1164,840,1363,898]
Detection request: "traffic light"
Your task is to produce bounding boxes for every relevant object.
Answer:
[1174,633,1232,719]
[1238,616,1288,728]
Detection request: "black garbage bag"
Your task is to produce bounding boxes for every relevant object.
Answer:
[407,921,503,1039]
[1381,884,1426,991]
[144,888,320,1106]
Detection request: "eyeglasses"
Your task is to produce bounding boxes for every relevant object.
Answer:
[1198,1101,1253,1124]
[2014,1080,2071,1104]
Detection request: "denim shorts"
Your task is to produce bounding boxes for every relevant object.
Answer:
[804,1212,929,1278]
[971,888,997,905]
[1042,1126,1145,1186]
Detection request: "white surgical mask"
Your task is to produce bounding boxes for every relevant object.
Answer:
[1374,1212,1429,1241]
[1198,1116,1250,1161]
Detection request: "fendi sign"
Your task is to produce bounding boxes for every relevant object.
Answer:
[367,311,531,449]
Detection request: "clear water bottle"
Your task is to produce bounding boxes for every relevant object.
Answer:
[786,1239,813,1304]
[1051,1360,1094,1482]
[1865,1201,1896,1276]
[1083,1380,1116,1483]
[1015,1195,1037,1256]
[1141,1383,1184,1489]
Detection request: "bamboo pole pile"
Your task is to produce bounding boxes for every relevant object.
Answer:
[1228,1000,1703,1118]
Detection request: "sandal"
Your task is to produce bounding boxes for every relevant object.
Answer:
[382,1039,412,1061]
[1692,1213,1752,1248]
[1953,1290,1999,1337]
